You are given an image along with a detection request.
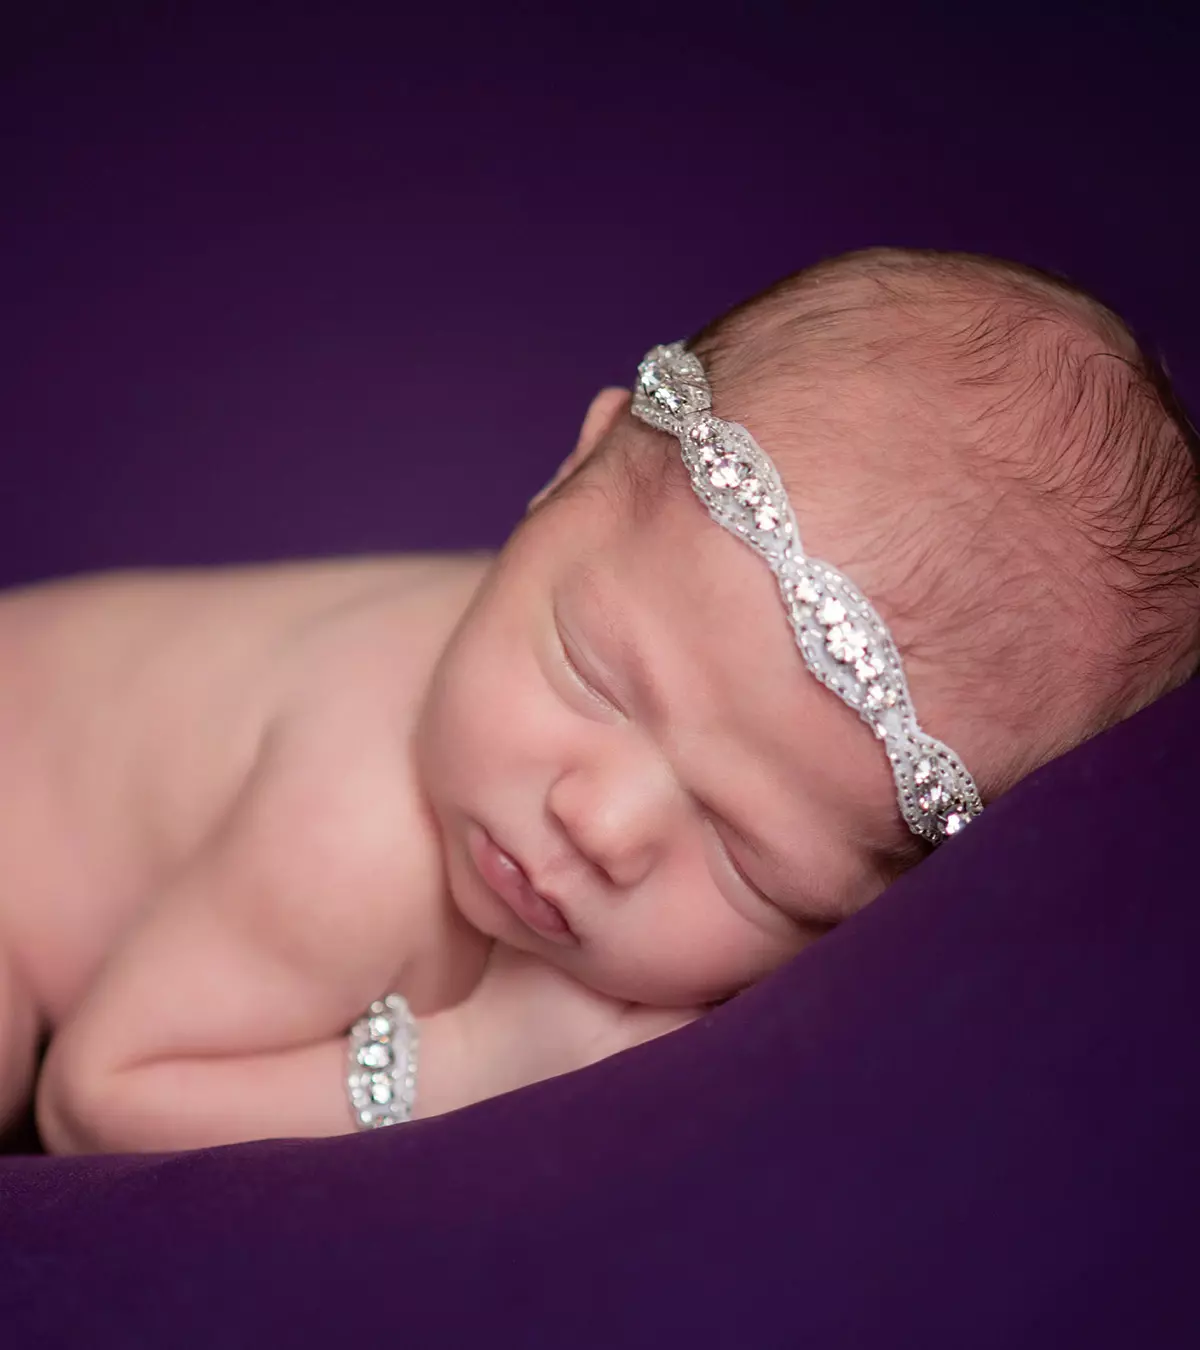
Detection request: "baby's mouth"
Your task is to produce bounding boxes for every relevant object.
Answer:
[467,823,578,945]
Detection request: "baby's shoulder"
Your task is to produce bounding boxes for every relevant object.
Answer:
[251,550,492,866]
[257,550,490,855]
[0,551,491,738]
[221,552,496,1010]
[0,554,493,1018]
[0,551,491,909]
[270,551,492,716]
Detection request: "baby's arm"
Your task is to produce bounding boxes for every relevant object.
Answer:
[36,709,699,1154]
[36,716,487,1153]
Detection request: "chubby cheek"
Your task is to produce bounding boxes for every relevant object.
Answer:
[580,927,800,1007]
[418,593,557,822]
[570,876,808,1008]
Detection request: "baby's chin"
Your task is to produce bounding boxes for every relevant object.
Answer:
[535,943,736,1010]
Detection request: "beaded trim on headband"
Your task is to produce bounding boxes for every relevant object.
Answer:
[630,342,983,846]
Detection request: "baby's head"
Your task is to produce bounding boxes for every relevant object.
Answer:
[417,247,1200,1007]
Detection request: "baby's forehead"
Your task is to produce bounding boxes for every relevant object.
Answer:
[585,450,750,613]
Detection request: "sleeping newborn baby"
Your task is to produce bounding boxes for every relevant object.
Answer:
[3,246,1198,1151]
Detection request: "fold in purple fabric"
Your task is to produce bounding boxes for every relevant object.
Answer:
[2,677,1197,1348]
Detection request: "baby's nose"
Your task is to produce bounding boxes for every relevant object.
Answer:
[546,755,678,890]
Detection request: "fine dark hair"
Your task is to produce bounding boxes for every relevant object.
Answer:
[675,248,1200,790]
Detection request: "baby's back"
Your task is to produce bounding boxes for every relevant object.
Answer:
[0,554,488,1022]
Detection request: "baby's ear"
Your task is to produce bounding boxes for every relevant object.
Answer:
[528,387,630,512]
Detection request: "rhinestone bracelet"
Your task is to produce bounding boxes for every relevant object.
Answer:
[346,993,419,1129]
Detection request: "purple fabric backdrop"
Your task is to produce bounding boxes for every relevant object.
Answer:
[3,3,1197,585]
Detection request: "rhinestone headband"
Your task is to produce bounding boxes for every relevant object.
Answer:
[630,342,983,846]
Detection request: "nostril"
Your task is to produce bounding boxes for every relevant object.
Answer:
[573,828,653,893]
[546,762,669,891]
[547,813,610,887]
[582,849,620,890]
[546,806,620,890]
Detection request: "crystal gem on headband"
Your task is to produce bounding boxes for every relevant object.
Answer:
[630,342,983,847]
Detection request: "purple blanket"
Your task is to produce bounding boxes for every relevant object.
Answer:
[1,673,1196,1347]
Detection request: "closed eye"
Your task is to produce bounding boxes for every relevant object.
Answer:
[556,620,619,713]
[724,841,776,909]
[703,813,779,912]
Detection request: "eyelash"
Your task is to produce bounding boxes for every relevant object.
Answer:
[705,815,775,909]
[557,625,618,712]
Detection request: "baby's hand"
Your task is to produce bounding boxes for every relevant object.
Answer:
[416,944,703,1116]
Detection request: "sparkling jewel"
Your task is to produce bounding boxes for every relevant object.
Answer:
[754,502,781,531]
[357,1042,392,1070]
[736,476,763,506]
[640,366,661,393]
[866,682,885,707]
[817,597,846,626]
[348,993,419,1131]
[654,386,682,412]
[826,622,869,663]
[917,785,947,813]
[943,813,968,835]
[913,759,934,784]
[855,658,878,682]
[709,459,743,489]
[794,577,819,604]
